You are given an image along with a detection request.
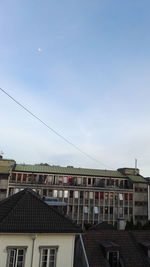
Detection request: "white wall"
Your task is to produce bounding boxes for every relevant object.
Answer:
[0,233,75,267]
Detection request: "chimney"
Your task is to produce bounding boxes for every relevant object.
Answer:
[117,218,126,230]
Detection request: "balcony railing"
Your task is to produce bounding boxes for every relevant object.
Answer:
[9,180,133,190]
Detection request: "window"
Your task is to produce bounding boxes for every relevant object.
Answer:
[58,190,62,198]
[129,193,133,200]
[53,190,57,197]
[94,206,99,214]
[11,173,16,181]
[17,173,22,182]
[77,177,82,185]
[124,207,128,215]
[64,190,68,198]
[100,192,104,199]
[63,176,68,184]
[124,193,128,200]
[95,192,99,199]
[69,190,73,198]
[39,247,58,267]
[107,251,119,267]
[22,174,27,182]
[119,193,123,200]
[43,189,47,196]
[85,192,89,199]
[80,191,83,199]
[88,178,92,185]
[89,192,93,199]
[74,191,79,198]
[83,206,89,213]
[7,247,27,267]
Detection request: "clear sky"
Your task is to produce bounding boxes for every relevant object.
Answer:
[0,0,150,176]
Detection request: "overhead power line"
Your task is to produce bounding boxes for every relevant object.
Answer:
[0,87,112,169]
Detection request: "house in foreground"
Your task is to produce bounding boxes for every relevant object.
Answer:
[0,188,80,267]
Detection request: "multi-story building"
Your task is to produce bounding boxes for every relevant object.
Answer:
[0,157,148,227]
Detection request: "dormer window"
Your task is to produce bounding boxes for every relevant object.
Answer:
[107,251,119,267]
[101,241,120,267]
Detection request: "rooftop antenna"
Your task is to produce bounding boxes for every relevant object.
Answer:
[135,158,138,175]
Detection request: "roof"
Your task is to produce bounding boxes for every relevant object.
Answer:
[101,241,120,250]
[14,164,125,178]
[0,188,81,234]
[0,166,12,174]
[88,222,115,231]
[83,230,150,267]
[127,175,147,183]
[0,158,147,183]
[0,159,15,174]
[0,158,15,162]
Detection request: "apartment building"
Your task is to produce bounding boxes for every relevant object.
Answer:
[0,157,148,227]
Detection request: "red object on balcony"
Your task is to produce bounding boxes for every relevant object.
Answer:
[129,193,133,200]
[100,192,104,199]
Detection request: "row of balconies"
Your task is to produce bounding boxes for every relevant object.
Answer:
[9,180,133,192]
[67,199,133,206]
[10,173,133,189]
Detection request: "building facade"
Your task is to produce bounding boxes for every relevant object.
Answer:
[0,158,148,227]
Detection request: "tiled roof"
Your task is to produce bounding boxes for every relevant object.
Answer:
[88,222,115,231]
[14,164,125,178]
[0,188,81,233]
[127,175,147,183]
[83,230,150,267]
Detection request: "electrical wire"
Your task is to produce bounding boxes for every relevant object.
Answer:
[0,87,112,169]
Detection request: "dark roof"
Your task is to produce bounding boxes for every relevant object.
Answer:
[88,222,115,231]
[101,241,120,251]
[0,188,81,234]
[83,230,150,267]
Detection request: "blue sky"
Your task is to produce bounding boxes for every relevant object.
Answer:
[1,0,150,176]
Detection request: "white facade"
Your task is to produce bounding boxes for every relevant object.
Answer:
[0,233,75,267]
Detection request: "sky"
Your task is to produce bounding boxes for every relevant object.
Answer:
[0,0,150,176]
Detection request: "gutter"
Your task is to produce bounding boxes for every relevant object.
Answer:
[80,234,90,267]
[31,234,37,267]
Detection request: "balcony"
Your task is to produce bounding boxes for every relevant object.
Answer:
[9,179,133,192]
